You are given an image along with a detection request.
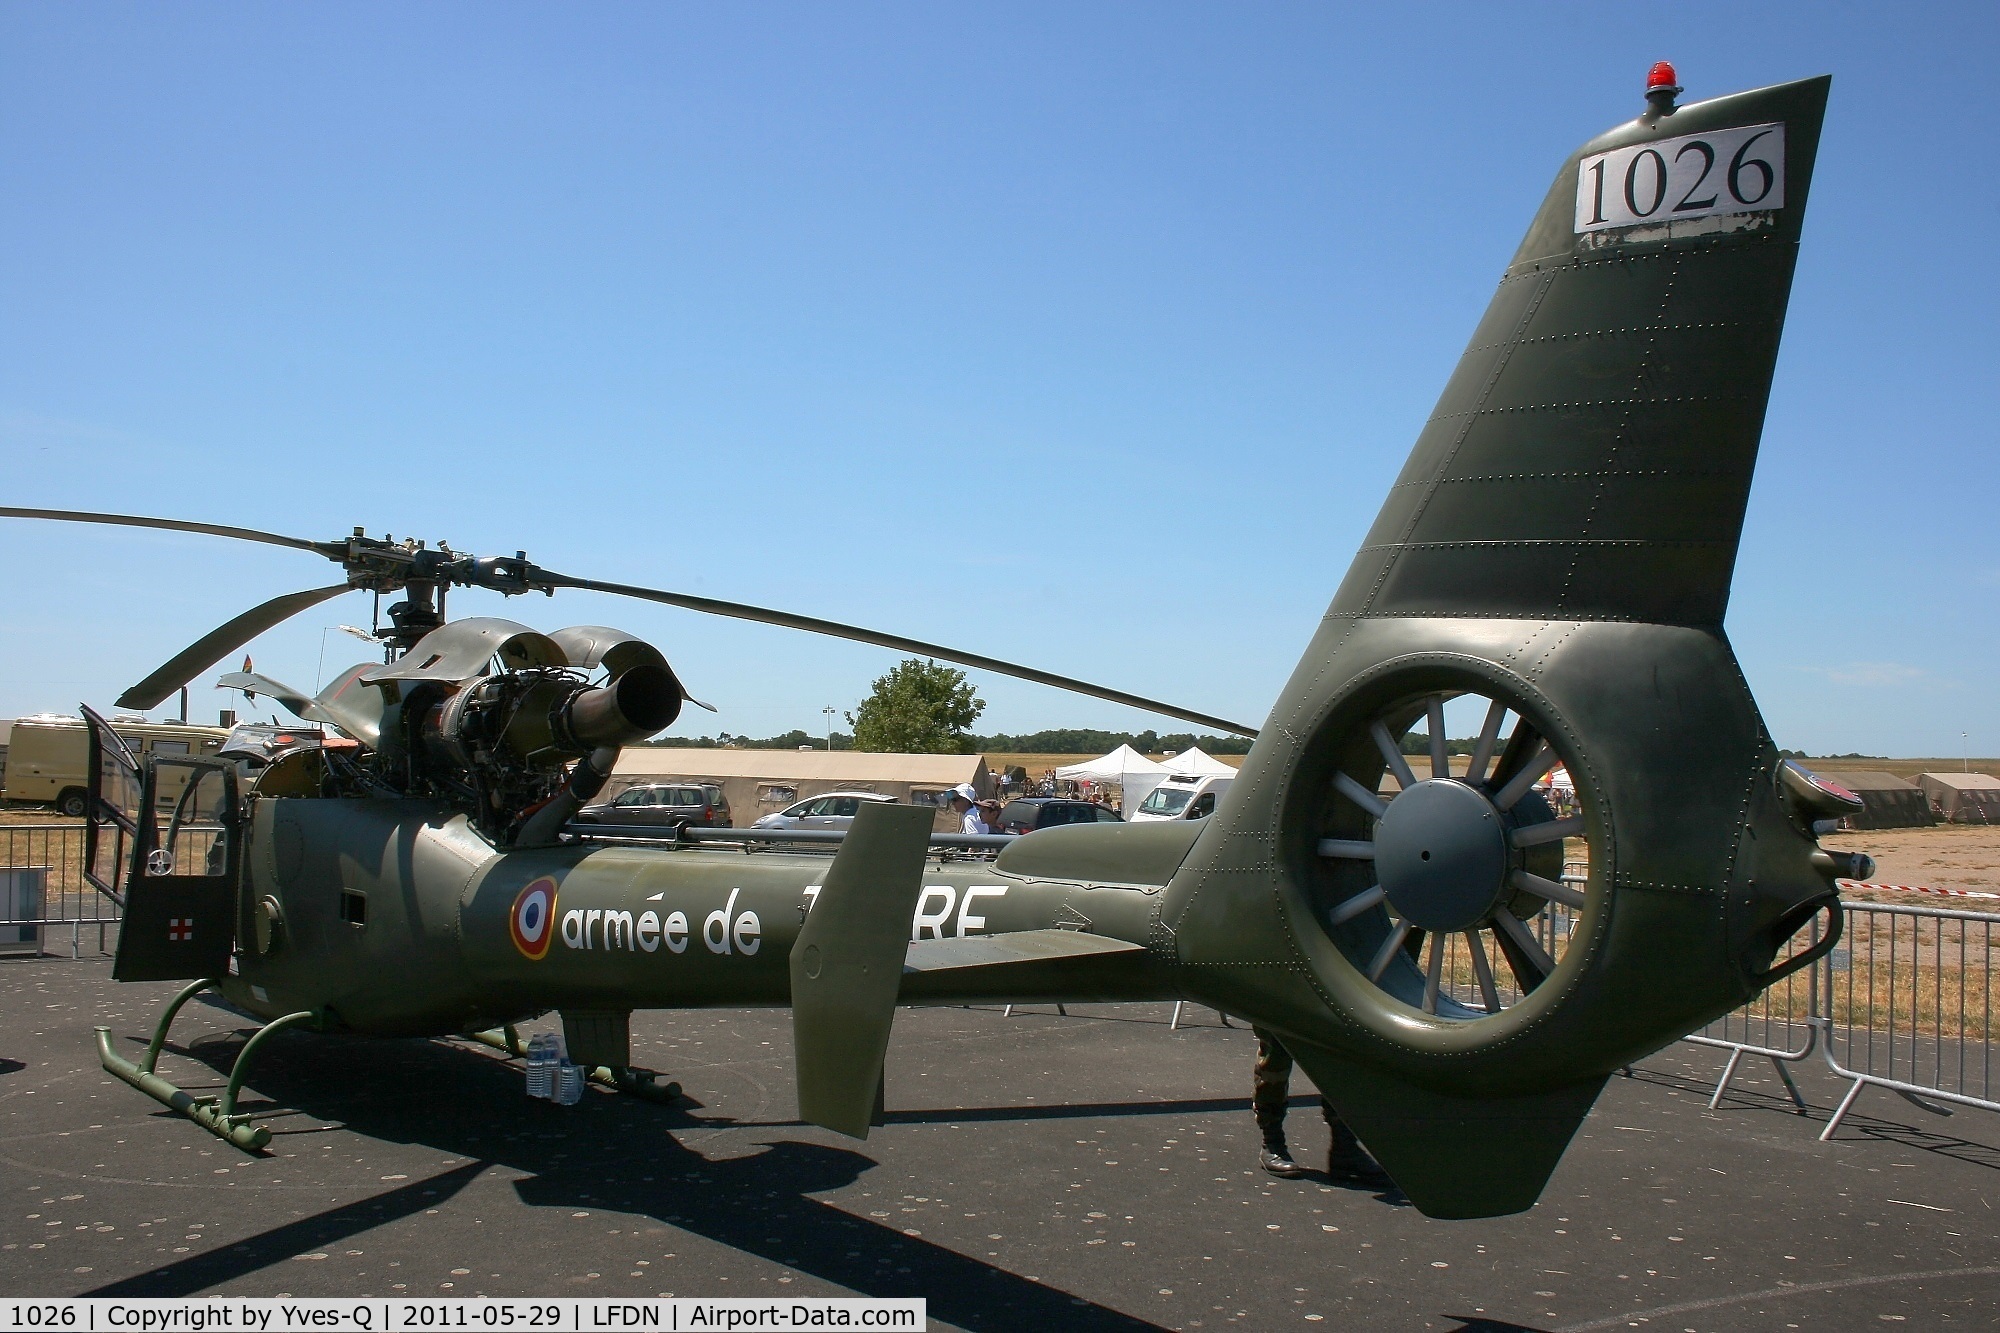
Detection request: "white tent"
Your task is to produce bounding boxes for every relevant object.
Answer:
[1055,745,1168,813]
[1160,746,1238,777]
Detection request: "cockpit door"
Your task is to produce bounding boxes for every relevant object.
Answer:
[107,734,243,983]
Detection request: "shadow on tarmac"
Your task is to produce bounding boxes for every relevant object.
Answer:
[83,1024,1171,1332]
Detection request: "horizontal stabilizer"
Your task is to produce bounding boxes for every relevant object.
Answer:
[1289,1042,1604,1219]
[904,928,1145,972]
[789,802,935,1140]
[898,929,1157,1005]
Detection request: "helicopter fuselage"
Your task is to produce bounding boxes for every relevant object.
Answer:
[221,796,1177,1036]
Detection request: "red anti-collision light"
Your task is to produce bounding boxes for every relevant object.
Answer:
[1647,61,1679,90]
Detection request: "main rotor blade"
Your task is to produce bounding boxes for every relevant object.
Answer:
[0,506,330,555]
[117,584,353,710]
[541,571,1262,738]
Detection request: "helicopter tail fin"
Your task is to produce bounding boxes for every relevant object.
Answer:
[789,802,936,1139]
[1159,75,1838,1218]
[1330,74,1830,626]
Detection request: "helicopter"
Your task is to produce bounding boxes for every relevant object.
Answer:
[1,67,1873,1222]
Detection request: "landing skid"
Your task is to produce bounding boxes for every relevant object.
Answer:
[94,977,319,1153]
[464,1026,684,1104]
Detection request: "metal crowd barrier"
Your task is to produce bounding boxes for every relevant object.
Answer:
[1687,899,2000,1136]
[0,823,120,958]
[1684,916,1820,1112]
[1816,900,1998,1138]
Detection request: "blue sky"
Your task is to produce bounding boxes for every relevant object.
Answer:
[1,3,1993,757]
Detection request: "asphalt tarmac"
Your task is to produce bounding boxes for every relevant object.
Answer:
[1,954,1996,1331]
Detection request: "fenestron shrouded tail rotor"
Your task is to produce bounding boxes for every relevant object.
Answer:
[0,505,1259,736]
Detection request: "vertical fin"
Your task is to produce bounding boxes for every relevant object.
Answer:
[789,802,934,1139]
[1328,76,1830,627]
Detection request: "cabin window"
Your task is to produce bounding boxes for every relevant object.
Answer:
[340,889,368,927]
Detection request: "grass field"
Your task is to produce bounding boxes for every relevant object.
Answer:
[987,752,1243,776]
[1794,756,2000,781]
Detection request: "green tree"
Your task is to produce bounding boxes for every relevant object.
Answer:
[847,659,985,754]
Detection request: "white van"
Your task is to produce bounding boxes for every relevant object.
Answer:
[1129,772,1234,822]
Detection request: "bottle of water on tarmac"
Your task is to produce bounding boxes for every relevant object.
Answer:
[525,1032,555,1100]
[553,1058,584,1106]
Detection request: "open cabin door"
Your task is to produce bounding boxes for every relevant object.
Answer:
[84,707,243,982]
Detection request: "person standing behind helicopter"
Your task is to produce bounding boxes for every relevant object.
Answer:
[1253,1026,1391,1187]
[944,784,986,835]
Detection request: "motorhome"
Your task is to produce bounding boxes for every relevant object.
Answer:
[1,713,230,816]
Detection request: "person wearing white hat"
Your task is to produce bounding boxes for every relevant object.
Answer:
[944,783,985,835]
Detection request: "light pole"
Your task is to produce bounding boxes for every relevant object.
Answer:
[1964,732,1970,773]
[823,706,837,751]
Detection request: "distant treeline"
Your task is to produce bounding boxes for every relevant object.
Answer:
[639,727,1257,756]
[1399,732,1483,757]
[644,730,857,750]
[974,729,1255,756]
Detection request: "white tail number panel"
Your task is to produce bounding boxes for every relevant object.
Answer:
[1576,122,1785,233]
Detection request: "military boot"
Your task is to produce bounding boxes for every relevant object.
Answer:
[1326,1119,1393,1189]
[1260,1137,1305,1179]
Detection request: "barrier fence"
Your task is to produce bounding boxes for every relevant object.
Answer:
[1688,899,2000,1136]
[1818,900,1997,1137]
[0,822,118,958]
[1684,915,1821,1112]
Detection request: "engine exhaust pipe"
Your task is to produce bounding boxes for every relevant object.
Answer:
[516,744,623,847]
[563,662,682,749]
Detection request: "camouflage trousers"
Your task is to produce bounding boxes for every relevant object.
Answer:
[1252,1027,1339,1144]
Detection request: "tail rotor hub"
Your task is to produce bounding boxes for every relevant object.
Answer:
[1373,779,1510,934]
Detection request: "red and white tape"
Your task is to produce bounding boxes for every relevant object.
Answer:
[1838,879,2000,901]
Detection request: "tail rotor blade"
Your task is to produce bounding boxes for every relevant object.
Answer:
[117,584,353,710]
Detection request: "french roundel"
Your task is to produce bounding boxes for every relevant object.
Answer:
[510,877,559,960]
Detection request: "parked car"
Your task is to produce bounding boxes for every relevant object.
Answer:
[577,782,732,829]
[1129,772,1233,822]
[752,791,897,831]
[994,797,1123,835]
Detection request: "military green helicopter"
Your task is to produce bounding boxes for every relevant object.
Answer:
[2,67,1873,1221]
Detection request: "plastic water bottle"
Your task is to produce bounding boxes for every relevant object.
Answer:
[524,1033,554,1100]
[553,1059,584,1106]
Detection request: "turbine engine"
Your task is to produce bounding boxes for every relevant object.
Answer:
[321,618,684,843]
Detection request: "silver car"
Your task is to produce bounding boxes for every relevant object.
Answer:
[751,790,897,830]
